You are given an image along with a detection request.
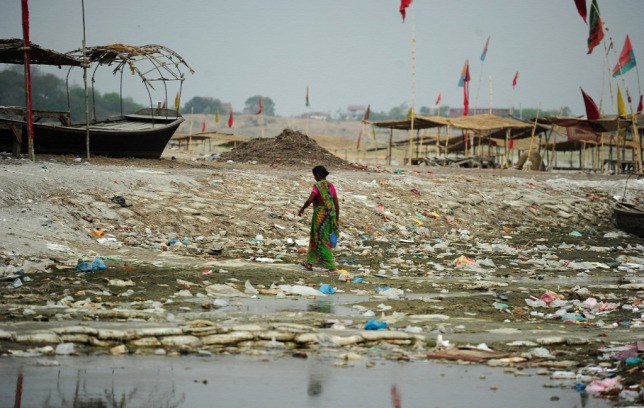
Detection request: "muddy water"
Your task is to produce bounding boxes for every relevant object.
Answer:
[1,356,610,408]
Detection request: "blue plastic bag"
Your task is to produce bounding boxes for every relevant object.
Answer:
[329,232,338,248]
[319,284,336,294]
[364,320,388,330]
[76,257,107,272]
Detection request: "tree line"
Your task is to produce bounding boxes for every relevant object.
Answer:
[0,67,142,122]
[1,68,570,122]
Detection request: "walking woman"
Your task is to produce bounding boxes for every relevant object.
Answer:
[298,165,339,273]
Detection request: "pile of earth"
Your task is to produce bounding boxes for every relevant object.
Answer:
[219,128,348,167]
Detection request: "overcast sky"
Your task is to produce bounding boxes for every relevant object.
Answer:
[1,0,643,117]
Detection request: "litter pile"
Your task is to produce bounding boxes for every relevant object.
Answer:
[218,128,348,167]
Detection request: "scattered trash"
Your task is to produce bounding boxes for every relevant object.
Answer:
[75,257,107,272]
[110,195,130,207]
[364,320,388,330]
[319,284,336,295]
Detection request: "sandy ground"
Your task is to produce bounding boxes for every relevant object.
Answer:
[1,153,643,403]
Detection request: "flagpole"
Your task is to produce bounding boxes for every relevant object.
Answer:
[407,2,416,165]
[474,37,488,114]
[488,75,493,113]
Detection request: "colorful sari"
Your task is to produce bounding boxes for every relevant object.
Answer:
[307,180,338,270]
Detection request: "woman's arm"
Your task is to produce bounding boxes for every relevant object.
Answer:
[333,195,340,224]
[298,191,317,216]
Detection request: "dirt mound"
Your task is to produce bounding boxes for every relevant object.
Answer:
[219,129,348,167]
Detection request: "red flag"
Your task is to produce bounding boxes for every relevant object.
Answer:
[201,120,206,132]
[587,0,604,54]
[508,139,515,150]
[362,104,371,122]
[435,92,442,105]
[638,95,643,114]
[512,71,519,90]
[612,35,637,77]
[580,88,600,120]
[400,0,412,22]
[627,89,632,104]
[227,110,234,128]
[256,96,263,115]
[574,0,587,23]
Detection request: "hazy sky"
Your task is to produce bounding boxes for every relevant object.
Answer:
[1,0,643,117]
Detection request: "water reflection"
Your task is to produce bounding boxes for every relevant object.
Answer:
[307,300,334,314]
[11,366,185,408]
[2,356,610,408]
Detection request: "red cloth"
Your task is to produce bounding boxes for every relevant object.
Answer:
[574,0,587,22]
[512,71,519,89]
[580,88,600,120]
[587,0,604,54]
[400,0,412,22]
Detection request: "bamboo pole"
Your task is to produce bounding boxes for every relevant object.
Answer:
[407,2,416,165]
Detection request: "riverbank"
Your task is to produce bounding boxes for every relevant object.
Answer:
[0,153,643,404]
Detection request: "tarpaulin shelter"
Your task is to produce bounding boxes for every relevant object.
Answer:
[535,115,643,173]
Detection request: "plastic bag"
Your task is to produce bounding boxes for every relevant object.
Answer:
[330,232,338,248]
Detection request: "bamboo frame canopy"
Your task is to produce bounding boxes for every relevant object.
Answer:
[66,43,195,90]
[0,38,82,66]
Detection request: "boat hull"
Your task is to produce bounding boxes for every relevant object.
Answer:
[613,202,644,238]
[0,113,183,159]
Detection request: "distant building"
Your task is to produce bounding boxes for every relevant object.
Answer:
[300,112,329,120]
[346,105,367,120]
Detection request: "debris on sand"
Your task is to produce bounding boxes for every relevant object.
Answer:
[218,128,348,167]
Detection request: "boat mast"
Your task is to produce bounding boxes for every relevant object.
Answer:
[81,0,90,159]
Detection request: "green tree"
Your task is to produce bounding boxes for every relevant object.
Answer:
[244,95,275,116]
[183,96,221,114]
[388,102,410,119]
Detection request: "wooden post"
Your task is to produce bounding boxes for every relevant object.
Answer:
[388,129,393,166]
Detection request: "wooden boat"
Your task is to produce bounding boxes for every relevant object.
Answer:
[0,39,193,158]
[613,201,644,237]
[0,107,183,158]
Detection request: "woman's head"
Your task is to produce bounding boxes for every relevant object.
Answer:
[312,165,329,180]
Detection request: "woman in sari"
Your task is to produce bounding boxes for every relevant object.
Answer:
[298,165,339,273]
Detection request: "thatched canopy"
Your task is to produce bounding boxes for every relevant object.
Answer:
[370,113,547,138]
[367,115,447,130]
[0,38,82,66]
